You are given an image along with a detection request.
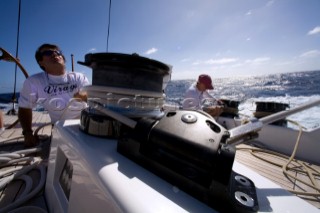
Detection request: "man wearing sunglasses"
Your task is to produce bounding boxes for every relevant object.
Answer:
[18,43,89,147]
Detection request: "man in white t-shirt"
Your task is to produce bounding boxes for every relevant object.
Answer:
[182,74,223,117]
[18,43,89,147]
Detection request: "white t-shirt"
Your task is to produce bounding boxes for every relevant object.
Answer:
[182,83,216,110]
[18,72,90,123]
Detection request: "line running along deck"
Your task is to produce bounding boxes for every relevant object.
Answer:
[236,143,320,209]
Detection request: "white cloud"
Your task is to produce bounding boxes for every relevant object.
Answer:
[266,0,274,7]
[180,58,190,62]
[192,57,238,66]
[205,58,239,65]
[192,60,201,65]
[307,26,320,35]
[245,57,270,64]
[300,50,320,58]
[145,47,158,55]
[87,48,97,53]
[276,60,294,66]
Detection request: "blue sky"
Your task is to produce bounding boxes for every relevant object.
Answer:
[0,0,320,94]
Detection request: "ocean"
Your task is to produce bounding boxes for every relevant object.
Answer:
[1,70,320,130]
[164,70,320,130]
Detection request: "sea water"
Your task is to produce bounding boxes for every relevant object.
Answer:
[1,70,320,130]
[165,70,320,130]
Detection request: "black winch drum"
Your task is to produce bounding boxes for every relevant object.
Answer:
[78,53,171,117]
[78,53,172,137]
[254,101,289,126]
[78,52,171,93]
[220,99,240,118]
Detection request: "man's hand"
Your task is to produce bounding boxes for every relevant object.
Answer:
[24,132,39,147]
[204,106,224,117]
[73,91,87,102]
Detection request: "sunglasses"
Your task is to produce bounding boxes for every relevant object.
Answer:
[41,50,63,57]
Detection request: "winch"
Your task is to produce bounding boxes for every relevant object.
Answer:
[78,53,259,212]
[78,52,171,137]
[254,101,289,126]
[220,99,240,118]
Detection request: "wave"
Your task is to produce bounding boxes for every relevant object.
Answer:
[164,71,320,130]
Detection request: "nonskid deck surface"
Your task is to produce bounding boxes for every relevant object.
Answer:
[0,111,319,211]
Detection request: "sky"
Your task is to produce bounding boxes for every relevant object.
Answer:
[0,0,320,94]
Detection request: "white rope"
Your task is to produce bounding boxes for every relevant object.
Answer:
[0,164,47,213]
[0,96,85,212]
[0,123,51,212]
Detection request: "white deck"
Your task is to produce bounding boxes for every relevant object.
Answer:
[45,119,320,213]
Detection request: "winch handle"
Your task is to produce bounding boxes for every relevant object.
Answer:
[227,98,320,145]
[88,100,137,128]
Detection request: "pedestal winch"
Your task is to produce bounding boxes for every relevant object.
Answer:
[78,53,259,212]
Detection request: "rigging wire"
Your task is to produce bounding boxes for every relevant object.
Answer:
[9,0,22,115]
[106,0,112,52]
